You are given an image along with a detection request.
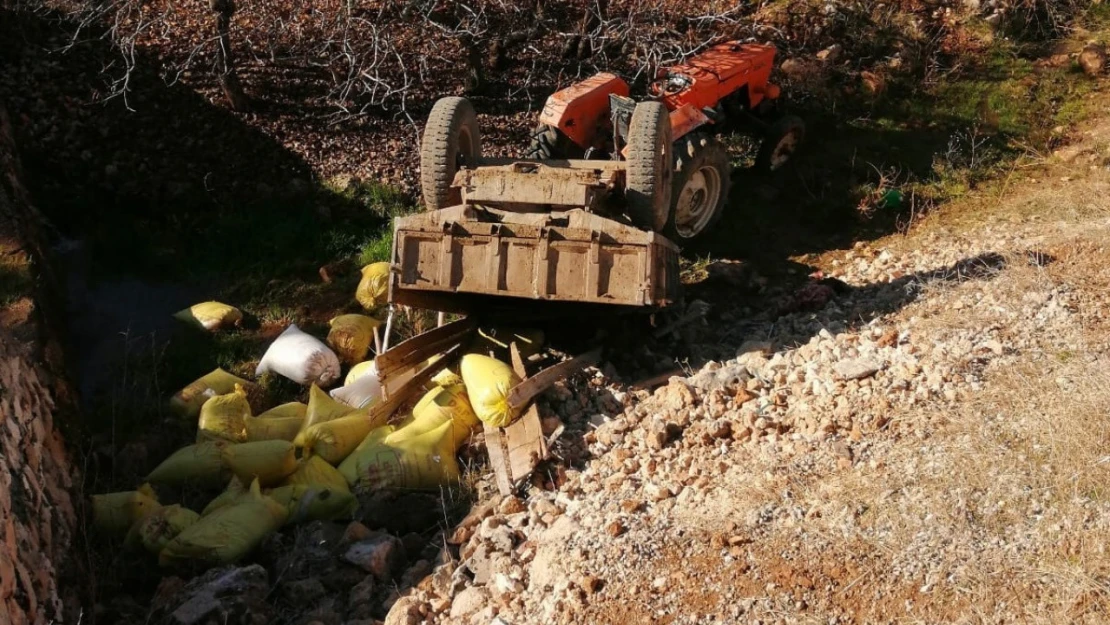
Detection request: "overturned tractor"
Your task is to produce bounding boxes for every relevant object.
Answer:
[399,42,804,314]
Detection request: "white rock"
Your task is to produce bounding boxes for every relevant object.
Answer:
[450,586,490,619]
[834,357,883,381]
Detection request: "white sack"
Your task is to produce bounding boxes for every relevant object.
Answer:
[330,365,383,409]
[256,324,341,387]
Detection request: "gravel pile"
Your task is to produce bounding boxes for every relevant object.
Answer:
[378,216,1108,625]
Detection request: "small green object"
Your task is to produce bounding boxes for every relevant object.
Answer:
[880,189,903,209]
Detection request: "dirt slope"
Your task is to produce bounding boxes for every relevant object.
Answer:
[391,108,1110,625]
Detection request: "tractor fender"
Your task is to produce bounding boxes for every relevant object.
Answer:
[669,104,712,142]
[617,103,711,159]
[538,72,630,149]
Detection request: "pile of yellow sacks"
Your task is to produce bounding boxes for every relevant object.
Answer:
[94,278,537,568]
[92,351,526,567]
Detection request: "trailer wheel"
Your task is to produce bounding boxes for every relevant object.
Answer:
[755,115,805,172]
[522,123,583,160]
[420,96,482,210]
[625,101,673,232]
[665,133,730,243]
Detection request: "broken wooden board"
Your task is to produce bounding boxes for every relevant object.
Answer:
[485,343,599,495]
[507,348,601,412]
[376,316,475,400]
[370,343,464,427]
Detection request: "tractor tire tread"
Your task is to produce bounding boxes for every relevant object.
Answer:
[420,96,481,210]
[625,101,673,231]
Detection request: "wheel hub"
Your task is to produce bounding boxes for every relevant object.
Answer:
[674,165,722,238]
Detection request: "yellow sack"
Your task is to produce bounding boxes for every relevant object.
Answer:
[244,414,304,442]
[356,262,390,311]
[294,385,358,446]
[301,413,374,465]
[197,385,251,443]
[221,440,298,486]
[258,402,308,420]
[342,421,460,491]
[159,480,287,567]
[388,384,479,450]
[284,455,350,494]
[173,301,243,332]
[345,360,377,386]
[431,367,462,388]
[170,369,253,419]
[268,484,357,524]
[91,484,161,534]
[327,314,380,365]
[338,425,395,484]
[128,505,200,555]
[202,477,248,516]
[460,354,522,428]
[147,441,228,485]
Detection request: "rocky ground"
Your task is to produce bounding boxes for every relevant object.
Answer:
[403,166,1110,624]
[5,1,1109,622]
[140,114,1110,625]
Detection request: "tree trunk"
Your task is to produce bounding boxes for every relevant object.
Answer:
[461,34,486,95]
[210,0,250,111]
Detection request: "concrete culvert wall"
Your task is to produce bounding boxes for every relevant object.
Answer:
[0,106,82,624]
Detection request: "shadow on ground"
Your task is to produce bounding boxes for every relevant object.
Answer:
[578,250,1043,384]
[1,8,404,405]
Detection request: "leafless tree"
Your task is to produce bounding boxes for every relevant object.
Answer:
[210,0,250,111]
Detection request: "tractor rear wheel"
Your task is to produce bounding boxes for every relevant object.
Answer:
[625,101,673,232]
[420,96,482,210]
[755,114,805,172]
[523,123,582,160]
[665,133,730,243]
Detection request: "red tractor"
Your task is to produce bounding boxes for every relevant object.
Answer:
[419,42,804,244]
[394,43,801,314]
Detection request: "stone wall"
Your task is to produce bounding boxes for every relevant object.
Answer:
[0,105,80,624]
[0,331,78,625]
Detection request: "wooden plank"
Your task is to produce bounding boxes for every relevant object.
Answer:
[507,348,601,412]
[505,404,545,482]
[371,344,462,425]
[376,316,475,381]
[484,422,514,496]
[509,342,528,378]
[486,343,551,496]
[503,343,547,486]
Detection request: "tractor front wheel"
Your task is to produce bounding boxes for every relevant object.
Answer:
[420,96,482,210]
[625,101,673,232]
[665,133,731,243]
[755,114,805,172]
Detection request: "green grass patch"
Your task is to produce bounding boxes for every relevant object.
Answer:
[358,230,394,265]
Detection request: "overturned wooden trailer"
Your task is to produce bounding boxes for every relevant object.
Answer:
[377,97,691,491]
[389,160,682,317]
